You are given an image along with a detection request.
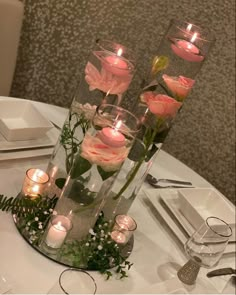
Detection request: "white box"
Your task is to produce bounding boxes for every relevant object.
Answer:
[0,99,52,141]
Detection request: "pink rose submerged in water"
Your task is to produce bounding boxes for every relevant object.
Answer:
[80,133,129,172]
[141,92,182,119]
[85,62,132,95]
[162,74,195,100]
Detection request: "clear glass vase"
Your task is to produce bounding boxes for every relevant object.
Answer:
[53,104,139,241]
[46,39,136,192]
[101,19,215,220]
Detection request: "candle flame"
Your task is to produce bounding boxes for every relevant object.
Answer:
[115,120,122,130]
[32,185,40,193]
[186,24,192,32]
[190,32,198,43]
[117,48,123,57]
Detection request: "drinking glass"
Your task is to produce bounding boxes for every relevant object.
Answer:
[177,216,232,285]
[47,268,97,294]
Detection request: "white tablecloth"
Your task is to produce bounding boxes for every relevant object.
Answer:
[0,98,235,294]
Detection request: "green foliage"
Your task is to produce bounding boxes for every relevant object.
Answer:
[70,155,92,179]
[60,112,90,173]
[55,178,66,189]
[59,212,133,279]
[97,166,117,181]
[0,194,58,218]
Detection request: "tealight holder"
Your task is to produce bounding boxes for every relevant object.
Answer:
[41,215,72,255]
[21,168,50,199]
[111,214,137,245]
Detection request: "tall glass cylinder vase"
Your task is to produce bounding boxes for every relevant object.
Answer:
[53,104,139,241]
[101,19,215,220]
[46,39,136,195]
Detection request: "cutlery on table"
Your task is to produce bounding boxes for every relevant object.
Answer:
[207,268,236,278]
[146,173,193,189]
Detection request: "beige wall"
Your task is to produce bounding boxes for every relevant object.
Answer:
[11,0,235,203]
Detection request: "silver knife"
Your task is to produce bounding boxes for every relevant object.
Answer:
[207,268,236,277]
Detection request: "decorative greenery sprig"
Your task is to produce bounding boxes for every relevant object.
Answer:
[59,212,133,279]
[60,112,90,173]
[0,194,58,218]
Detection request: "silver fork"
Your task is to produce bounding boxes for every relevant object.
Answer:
[146,173,193,188]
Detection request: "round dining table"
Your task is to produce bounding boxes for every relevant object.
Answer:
[0,97,235,294]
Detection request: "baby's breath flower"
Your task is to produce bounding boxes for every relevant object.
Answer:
[44,211,48,215]
[104,223,108,227]
[52,210,57,215]
[89,228,96,236]
[85,243,89,246]
[38,224,43,229]
[27,222,31,226]
[34,217,39,221]
[98,224,102,228]
[49,208,53,212]
[98,245,103,250]
[92,237,96,241]
[26,226,29,231]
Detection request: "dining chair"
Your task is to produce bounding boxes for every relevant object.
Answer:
[0,0,24,96]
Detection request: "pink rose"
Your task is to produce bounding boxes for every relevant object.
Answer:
[142,92,182,118]
[163,74,195,100]
[85,62,132,95]
[80,133,129,172]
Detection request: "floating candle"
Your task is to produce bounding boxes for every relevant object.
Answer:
[22,168,49,198]
[102,48,131,76]
[46,221,67,248]
[98,120,126,148]
[171,33,204,62]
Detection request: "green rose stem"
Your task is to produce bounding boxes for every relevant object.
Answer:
[112,118,163,201]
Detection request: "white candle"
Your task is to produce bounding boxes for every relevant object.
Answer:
[171,33,204,62]
[111,230,127,244]
[102,48,131,76]
[98,120,126,148]
[46,221,67,248]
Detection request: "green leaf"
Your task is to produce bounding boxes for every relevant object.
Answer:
[55,178,66,189]
[97,166,117,181]
[70,155,92,179]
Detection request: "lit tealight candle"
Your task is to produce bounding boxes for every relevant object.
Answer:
[102,48,131,76]
[171,33,204,62]
[44,215,72,249]
[98,120,126,148]
[22,168,49,199]
[115,214,137,231]
[111,214,137,245]
[111,230,127,245]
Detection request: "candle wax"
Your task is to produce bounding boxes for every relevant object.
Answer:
[102,55,130,76]
[171,39,204,62]
[98,127,126,148]
[46,222,67,248]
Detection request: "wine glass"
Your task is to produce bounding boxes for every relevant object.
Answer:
[177,216,232,285]
[47,268,97,294]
